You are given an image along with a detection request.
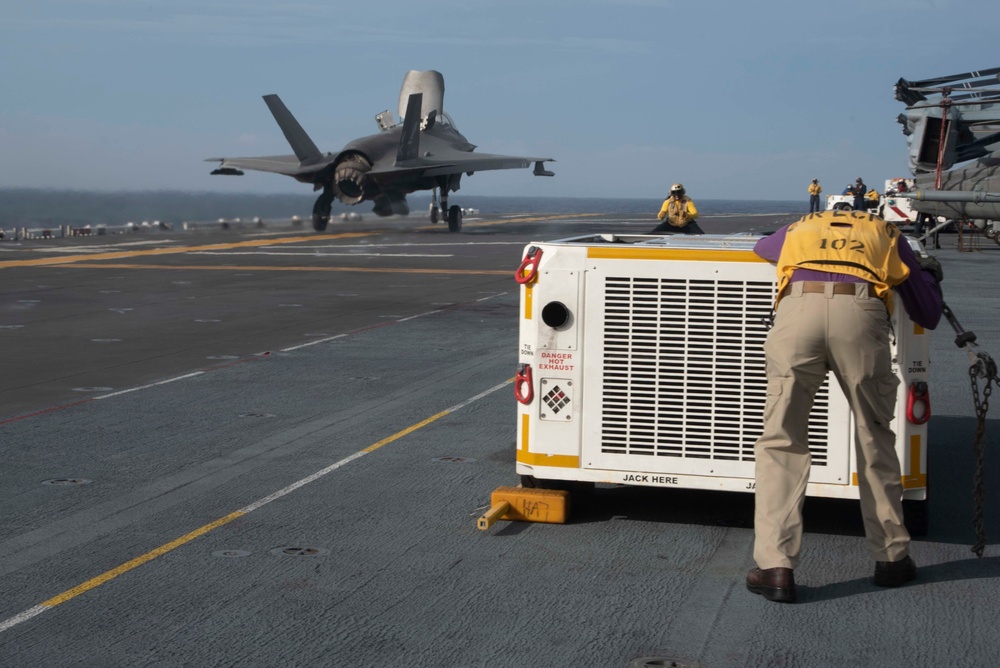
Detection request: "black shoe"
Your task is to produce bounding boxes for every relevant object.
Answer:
[874,555,917,587]
[746,567,796,603]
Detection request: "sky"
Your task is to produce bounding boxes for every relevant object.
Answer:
[1,0,998,202]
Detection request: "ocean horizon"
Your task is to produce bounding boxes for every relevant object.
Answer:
[0,189,808,227]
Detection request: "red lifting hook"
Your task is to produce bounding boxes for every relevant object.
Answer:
[515,246,543,285]
[907,381,931,425]
[515,364,534,405]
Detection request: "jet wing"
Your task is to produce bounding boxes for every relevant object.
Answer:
[205,154,334,177]
[367,151,555,179]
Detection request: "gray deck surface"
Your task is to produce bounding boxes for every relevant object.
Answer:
[1,211,998,667]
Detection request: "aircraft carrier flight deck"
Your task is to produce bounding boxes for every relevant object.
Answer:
[1,211,998,667]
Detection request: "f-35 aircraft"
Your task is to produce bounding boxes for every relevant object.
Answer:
[207,70,555,233]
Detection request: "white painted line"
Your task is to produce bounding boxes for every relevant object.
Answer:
[280,334,347,352]
[446,378,512,412]
[238,451,369,513]
[397,309,443,322]
[0,378,513,635]
[0,605,48,633]
[93,372,205,400]
[476,291,510,302]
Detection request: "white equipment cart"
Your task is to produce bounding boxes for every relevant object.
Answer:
[513,233,932,531]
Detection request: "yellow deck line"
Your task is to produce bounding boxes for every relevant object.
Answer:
[0,232,376,269]
[0,380,512,633]
[62,263,510,275]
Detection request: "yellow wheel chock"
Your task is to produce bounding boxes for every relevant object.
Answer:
[477,485,570,531]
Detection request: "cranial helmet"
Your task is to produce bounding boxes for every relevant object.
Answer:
[670,183,685,196]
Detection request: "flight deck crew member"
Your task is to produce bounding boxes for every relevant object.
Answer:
[808,179,823,213]
[853,177,868,210]
[746,209,943,604]
[865,187,880,210]
[648,183,704,234]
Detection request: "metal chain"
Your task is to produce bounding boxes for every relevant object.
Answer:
[966,352,995,558]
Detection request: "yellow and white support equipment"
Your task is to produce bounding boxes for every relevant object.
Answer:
[513,233,931,523]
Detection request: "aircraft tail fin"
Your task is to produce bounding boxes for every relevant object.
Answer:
[396,93,422,164]
[262,94,323,165]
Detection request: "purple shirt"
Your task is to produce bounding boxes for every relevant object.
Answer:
[754,225,943,329]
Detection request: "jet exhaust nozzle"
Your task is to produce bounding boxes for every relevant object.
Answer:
[332,155,372,205]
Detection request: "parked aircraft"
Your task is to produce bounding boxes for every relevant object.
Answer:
[895,66,1000,175]
[893,67,1000,229]
[207,70,554,233]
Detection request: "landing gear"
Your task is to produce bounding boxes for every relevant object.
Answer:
[312,186,334,232]
[447,205,463,233]
[438,184,463,234]
[429,188,441,224]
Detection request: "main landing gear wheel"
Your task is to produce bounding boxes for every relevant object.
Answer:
[312,213,329,232]
[312,187,334,232]
[430,205,440,224]
[447,205,462,233]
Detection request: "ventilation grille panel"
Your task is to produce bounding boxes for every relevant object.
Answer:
[600,277,831,464]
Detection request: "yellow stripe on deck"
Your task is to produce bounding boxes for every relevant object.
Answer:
[62,263,510,275]
[0,232,376,269]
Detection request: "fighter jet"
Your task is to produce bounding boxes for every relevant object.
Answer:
[207,70,554,233]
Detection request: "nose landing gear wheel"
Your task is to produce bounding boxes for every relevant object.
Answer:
[447,205,463,233]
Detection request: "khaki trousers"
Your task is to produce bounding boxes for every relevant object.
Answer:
[753,282,909,569]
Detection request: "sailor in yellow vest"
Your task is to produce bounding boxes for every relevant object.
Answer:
[747,209,944,603]
[808,178,822,213]
[865,187,880,210]
[648,183,704,234]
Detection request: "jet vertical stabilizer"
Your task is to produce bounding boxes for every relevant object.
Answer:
[263,94,323,165]
[396,93,423,164]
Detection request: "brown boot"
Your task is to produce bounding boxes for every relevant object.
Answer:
[746,567,796,603]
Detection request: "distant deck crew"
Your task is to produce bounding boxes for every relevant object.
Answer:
[808,179,823,213]
[746,210,943,603]
[648,183,704,235]
[865,187,880,210]
[853,177,868,210]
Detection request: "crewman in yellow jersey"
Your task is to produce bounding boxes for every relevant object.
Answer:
[865,187,880,210]
[647,183,704,234]
[746,209,944,603]
[808,178,823,213]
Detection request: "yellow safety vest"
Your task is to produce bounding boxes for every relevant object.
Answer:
[658,196,698,227]
[774,210,910,313]
[808,183,822,195]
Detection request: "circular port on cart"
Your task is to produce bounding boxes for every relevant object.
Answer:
[541,301,570,329]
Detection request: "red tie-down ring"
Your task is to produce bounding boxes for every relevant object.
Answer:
[515,363,534,405]
[515,246,543,285]
[907,380,931,425]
